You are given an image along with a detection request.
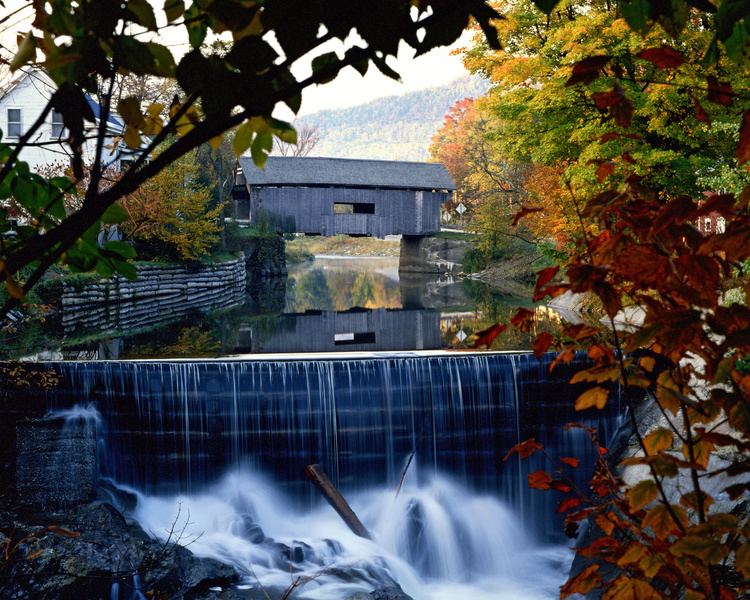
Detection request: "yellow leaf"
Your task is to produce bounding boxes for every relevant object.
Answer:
[670,535,729,564]
[146,102,165,119]
[123,126,141,149]
[208,134,223,150]
[616,543,648,568]
[627,480,659,511]
[11,31,36,71]
[656,370,681,415]
[638,553,665,579]
[602,576,664,600]
[117,97,144,128]
[570,366,619,384]
[639,356,656,372]
[575,386,609,410]
[684,591,706,600]
[233,121,253,156]
[643,428,673,454]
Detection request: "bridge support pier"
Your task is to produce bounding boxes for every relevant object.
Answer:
[398,234,468,276]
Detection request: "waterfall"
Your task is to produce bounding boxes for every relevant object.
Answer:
[30,351,624,598]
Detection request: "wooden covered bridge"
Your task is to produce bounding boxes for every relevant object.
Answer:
[232,157,455,238]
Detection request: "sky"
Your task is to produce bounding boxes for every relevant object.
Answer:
[0,1,473,115]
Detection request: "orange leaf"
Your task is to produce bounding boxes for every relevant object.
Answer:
[637,46,684,68]
[471,323,507,348]
[557,497,582,513]
[503,438,543,461]
[511,205,543,227]
[533,332,554,358]
[560,564,601,599]
[510,307,536,332]
[642,504,686,538]
[46,525,80,538]
[596,513,616,536]
[602,576,664,600]
[528,470,552,490]
[5,275,24,300]
[670,535,729,564]
[559,456,580,468]
[736,543,750,579]
[574,386,609,411]
[639,356,656,372]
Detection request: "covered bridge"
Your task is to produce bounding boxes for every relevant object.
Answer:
[232,157,455,238]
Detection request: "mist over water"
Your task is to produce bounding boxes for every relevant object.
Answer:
[128,466,571,600]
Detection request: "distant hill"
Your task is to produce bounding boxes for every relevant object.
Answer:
[299,76,489,162]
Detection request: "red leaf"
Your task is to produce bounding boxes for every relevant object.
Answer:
[599,132,620,143]
[560,456,580,468]
[707,75,733,106]
[692,96,711,123]
[596,161,616,182]
[528,470,552,490]
[566,55,611,87]
[592,89,621,109]
[533,265,560,301]
[533,332,554,357]
[511,205,543,227]
[637,46,685,68]
[621,152,635,164]
[471,323,507,348]
[550,480,572,493]
[592,85,633,128]
[510,307,536,332]
[738,109,750,165]
[557,497,582,513]
[503,438,543,461]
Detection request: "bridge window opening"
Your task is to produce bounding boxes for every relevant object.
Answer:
[334,332,376,345]
[334,202,375,215]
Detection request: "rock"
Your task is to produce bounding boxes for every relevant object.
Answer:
[346,587,415,600]
[0,502,239,600]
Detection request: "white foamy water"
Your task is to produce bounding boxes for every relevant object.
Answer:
[127,467,571,600]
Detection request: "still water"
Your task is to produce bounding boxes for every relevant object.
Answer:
[12,257,539,360]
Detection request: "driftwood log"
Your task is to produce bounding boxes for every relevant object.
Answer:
[304,464,372,539]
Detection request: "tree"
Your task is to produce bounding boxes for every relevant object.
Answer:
[467,1,750,598]
[0,0,503,317]
[120,151,222,261]
[273,124,321,157]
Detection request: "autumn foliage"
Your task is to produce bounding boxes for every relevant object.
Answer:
[447,0,750,597]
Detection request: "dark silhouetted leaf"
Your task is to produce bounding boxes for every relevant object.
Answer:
[638,46,685,68]
[566,55,611,87]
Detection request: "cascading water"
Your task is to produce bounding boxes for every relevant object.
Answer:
[34,352,625,598]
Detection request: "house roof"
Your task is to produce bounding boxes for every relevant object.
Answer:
[237,156,456,191]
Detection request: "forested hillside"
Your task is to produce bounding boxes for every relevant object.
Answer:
[299,76,488,161]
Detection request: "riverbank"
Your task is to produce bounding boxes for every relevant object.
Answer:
[286,235,401,260]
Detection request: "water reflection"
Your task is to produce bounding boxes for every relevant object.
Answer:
[10,257,545,360]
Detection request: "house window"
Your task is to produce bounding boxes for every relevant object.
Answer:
[717,216,726,233]
[333,202,375,214]
[7,108,21,138]
[704,217,712,232]
[51,109,65,138]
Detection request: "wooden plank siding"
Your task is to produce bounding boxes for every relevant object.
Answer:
[248,186,448,237]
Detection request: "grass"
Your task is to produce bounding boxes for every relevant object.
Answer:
[435,230,478,241]
[286,234,400,257]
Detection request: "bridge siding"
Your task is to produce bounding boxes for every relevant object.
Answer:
[249,186,447,237]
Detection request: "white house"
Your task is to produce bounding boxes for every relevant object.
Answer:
[0,69,132,172]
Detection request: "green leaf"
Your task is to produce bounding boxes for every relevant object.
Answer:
[250,130,273,167]
[270,118,296,144]
[311,51,340,84]
[11,31,36,72]
[621,0,651,34]
[164,0,185,22]
[102,203,129,224]
[185,2,207,48]
[102,240,137,259]
[233,121,253,156]
[530,0,561,14]
[127,0,158,30]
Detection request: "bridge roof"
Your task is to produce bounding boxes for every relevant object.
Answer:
[238,156,455,191]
